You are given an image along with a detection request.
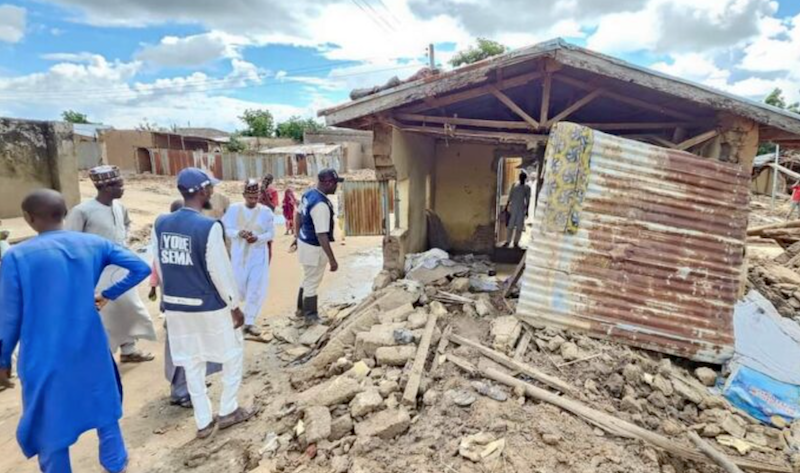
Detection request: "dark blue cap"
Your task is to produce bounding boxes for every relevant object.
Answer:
[177,167,220,194]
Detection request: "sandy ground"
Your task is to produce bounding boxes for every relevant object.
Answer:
[0,176,382,473]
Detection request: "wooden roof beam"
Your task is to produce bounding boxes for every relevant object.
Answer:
[553,75,696,121]
[395,123,547,145]
[402,70,542,114]
[540,72,552,124]
[488,85,540,129]
[676,129,719,151]
[545,88,604,127]
[393,113,531,130]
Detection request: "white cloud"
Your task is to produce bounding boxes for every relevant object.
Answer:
[0,5,26,43]
[136,32,244,67]
[652,53,731,89]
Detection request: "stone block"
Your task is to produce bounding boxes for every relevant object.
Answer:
[490,316,521,353]
[354,408,411,439]
[406,310,428,330]
[375,346,417,367]
[304,406,331,444]
[354,323,406,358]
[329,414,354,441]
[694,367,717,387]
[350,388,384,418]
[298,324,328,347]
[297,375,363,407]
[377,303,415,325]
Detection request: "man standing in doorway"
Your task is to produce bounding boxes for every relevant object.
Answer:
[293,168,343,325]
[66,165,157,363]
[222,179,275,338]
[503,171,531,249]
[1,189,150,473]
[153,168,252,438]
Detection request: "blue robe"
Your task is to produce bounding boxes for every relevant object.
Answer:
[0,230,150,458]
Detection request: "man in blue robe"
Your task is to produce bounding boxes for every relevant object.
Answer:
[0,189,151,473]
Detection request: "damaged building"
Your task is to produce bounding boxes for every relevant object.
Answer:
[318,39,800,363]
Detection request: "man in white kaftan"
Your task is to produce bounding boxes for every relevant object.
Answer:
[65,165,156,362]
[222,180,275,337]
[153,167,252,438]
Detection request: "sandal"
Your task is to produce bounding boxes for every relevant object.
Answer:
[218,407,255,430]
[170,396,193,408]
[196,418,217,439]
[120,351,155,363]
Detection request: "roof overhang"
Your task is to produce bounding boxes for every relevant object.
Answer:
[319,39,800,144]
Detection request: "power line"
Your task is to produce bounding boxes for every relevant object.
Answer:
[350,0,395,34]
[373,0,403,28]
[360,0,398,32]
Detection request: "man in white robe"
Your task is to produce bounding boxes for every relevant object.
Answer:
[503,171,531,249]
[222,179,275,338]
[65,165,157,363]
[153,167,252,438]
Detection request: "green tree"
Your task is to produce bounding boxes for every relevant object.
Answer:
[765,88,800,113]
[449,38,508,67]
[239,109,275,137]
[276,116,323,142]
[61,110,90,124]
[759,88,800,154]
[225,133,247,153]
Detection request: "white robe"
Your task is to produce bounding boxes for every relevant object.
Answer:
[65,198,156,351]
[151,218,242,367]
[222,203,275,325]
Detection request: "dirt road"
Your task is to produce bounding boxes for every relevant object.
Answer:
[0,176,381,473]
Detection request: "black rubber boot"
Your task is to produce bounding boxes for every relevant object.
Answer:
[295,288,304,318]
[302,296,320,325]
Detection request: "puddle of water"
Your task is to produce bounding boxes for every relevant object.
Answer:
[322,246,383,305]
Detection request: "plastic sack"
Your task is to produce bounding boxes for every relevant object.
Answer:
[723,364,800,426]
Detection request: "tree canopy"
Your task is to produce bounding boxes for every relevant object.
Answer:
[275,116,324,141]
[765,88,800,113]
[239,108,275,137]
[61,110,90,124]
[449,38,508,67]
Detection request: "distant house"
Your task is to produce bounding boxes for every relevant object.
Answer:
[99,129,224,172]
[175,127,232,141]
[304,127,374,171]
[73,123,112,170]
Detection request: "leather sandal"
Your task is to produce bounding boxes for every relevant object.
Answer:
[218,407,255,430]
[196,418,217,439]
[120,351,155,363]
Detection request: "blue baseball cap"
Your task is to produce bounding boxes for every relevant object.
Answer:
[177,167,221,194]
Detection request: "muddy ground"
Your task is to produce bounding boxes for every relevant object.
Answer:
[0,175,382,473]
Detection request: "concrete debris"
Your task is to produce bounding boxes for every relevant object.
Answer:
[275,326,300,345]
[475,298,495,317]
[350,388,384,418]
[378,380,399,398]
[450,277,471,293]
[377,303,415,325]
[392,328,415,345]
[695,367,718,387]
[298,324,328,347]
[560,342,580,362]
[345,361,371,380]
[375,346,416,366]
[459,432,505,462]
[422,389,439,406]
[297,375,363,407]
[304,406,332,444]
[471,381,508,402]
[490,316,521,354]
[406,310,428,330]
[354,408,411,439]
[328,414,354,441]
[331,455,351,473]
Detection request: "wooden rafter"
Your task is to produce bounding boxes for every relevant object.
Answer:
[546,88,604,127]
[403,71,542,114]
[553,75,695,121]
[676,129,719,151]
[540,73,552,124]
[396,124,547,145]
[582,121,706,131]
[393,113,530,130]
[488,85,540,129]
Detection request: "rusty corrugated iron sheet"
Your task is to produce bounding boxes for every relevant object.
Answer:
[517,123,749,364]
[343,181,385,236]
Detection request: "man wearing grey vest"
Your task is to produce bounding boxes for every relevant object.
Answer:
[152,168,253,439]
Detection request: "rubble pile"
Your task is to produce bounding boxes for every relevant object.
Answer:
[256,273,795,473]
[748,243,800,320]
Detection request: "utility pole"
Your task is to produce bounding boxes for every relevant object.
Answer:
[428,43,435,69]
[771,144,781,209]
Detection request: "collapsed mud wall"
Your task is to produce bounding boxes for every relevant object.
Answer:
[0,118,79,218]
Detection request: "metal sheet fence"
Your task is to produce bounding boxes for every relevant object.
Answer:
[343,181,385,236]
[517,123,748,364]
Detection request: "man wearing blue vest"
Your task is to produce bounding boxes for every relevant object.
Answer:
[294,168,343,324]
[152,168,253,439]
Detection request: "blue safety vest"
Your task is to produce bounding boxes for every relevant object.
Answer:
[298,188,335,246]
[154,208,226,312]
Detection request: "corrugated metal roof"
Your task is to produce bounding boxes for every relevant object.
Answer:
[517,123,748,364]
[259,143,341,155]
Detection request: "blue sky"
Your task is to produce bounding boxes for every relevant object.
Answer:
[0,0,798,131]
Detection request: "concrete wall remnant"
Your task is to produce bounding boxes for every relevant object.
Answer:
[0,118,79,218]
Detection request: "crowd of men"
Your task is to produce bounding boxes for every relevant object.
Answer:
[0,164,343,472]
